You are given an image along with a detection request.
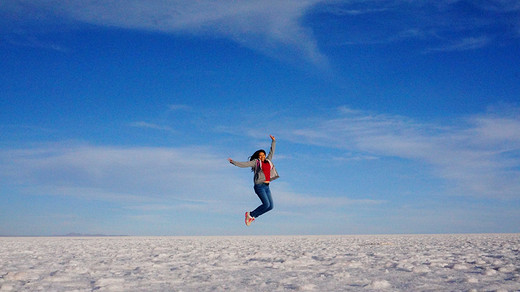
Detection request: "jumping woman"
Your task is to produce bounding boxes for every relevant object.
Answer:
[228,135,279,226]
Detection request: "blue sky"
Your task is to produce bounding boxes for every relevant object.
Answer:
[1,0,520,236]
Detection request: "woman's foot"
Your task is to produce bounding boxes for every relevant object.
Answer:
[245,212,255,226]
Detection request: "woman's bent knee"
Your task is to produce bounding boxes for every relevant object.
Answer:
[262,203,272,212]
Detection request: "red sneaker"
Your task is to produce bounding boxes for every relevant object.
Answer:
[245,212,255,226]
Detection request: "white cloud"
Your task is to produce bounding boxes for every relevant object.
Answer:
[275,188,384,208]
[129,121,176,133]
[324,1,519,51]
[0,142,373,215]
[473,0,520,12]
[168,104,192,111]
[278,107,520,199]
[3,0,328,67]
[4,0,518,63]
[426,36,491,52]
[0,144,239,202]
[2,34,69,52]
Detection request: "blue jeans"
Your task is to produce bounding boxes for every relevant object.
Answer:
[250,183,273,218]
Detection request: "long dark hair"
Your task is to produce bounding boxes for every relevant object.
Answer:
[249,149,266,161]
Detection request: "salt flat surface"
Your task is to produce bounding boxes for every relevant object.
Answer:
[1,234,519,291]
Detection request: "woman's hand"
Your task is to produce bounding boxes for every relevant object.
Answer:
[270,135,275,141]
[228,158,233,163]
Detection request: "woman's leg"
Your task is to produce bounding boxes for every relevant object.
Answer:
[250,184,274,218]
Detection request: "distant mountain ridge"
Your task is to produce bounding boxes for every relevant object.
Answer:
[62,232,128,237]
[0,233,128,237]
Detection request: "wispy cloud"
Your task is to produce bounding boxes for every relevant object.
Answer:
[425,36,491,53]
[129,121,176,133]
[277,106,520,200]
[0,142,370,215]
[324,0,519,51]
[275,187,384,209]
[4,0,517,64]
[168,104,192,112]
[2,0,328,67]
[0,144,236,202]
[473,1,520,12]
[2,34,69,52]
[322,3,390,16]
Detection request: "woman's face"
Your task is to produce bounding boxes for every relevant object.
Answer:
[258,152,266,162]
